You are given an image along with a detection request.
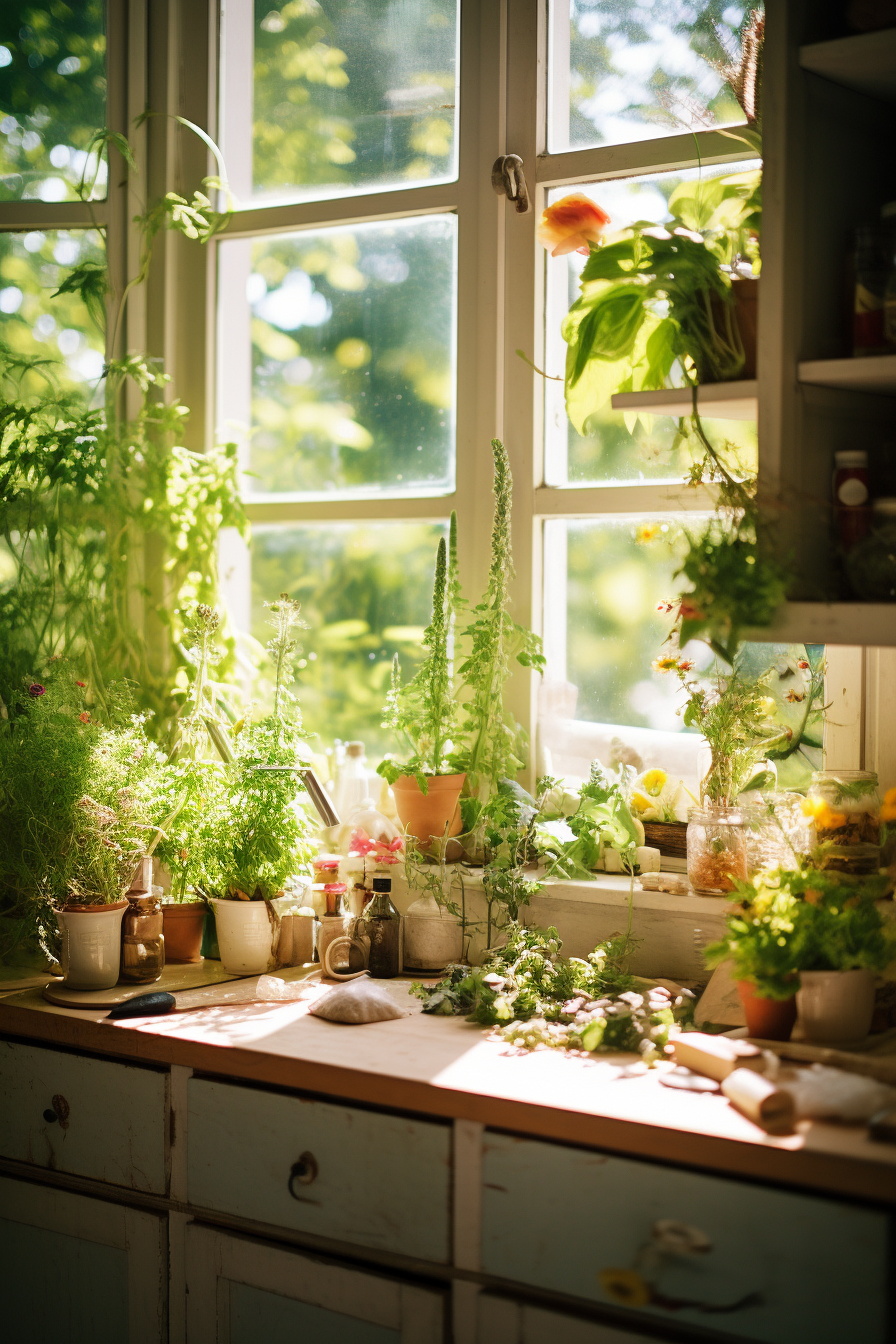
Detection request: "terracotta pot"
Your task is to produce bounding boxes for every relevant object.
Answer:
[391,772,465,845]
[55,900,129,991]
[737,979,797,1041]
[162,901,207,963]
[796,968,875,1043]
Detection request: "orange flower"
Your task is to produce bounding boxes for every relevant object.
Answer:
[652,656,679,674]
[537,193,610,257]
[882,787,896,824]
[78,711,90,723]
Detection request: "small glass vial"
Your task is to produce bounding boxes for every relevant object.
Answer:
[687,807,748,897]
[360,876,402,977]
[833,449,871,555]
[120,892,165,983]
[804,770,881,874]
[315,881,349,967]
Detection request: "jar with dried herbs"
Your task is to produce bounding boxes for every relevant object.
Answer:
[687,807,749,896]
[803,770,881,875]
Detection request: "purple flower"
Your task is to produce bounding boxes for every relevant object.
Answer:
[28,683,46,698]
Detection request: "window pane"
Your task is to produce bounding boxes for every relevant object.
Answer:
[0,229,105,394]
[541,517,822,792]
[219,214,456,498]
[221,0,459,207]
[548,0,752,153]
[250,521,447,756]
[543,165,758,485]
[0,2,106,201]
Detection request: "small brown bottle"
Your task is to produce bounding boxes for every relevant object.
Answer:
[361,877,402,978]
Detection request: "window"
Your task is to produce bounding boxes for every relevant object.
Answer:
[0,2,110,391]
[212,1,868,791]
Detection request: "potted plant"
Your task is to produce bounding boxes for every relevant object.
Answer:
[377,514,465,844]
[196,596,317,975]
[0,672,168,985]
[707,867,894,1042]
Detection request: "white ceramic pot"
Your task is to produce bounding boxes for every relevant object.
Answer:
[403,893,463,970]
[210,898,278,975]
[796,968,876,1043]
[56,900,129,990]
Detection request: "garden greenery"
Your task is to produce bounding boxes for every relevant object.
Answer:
[0,118,244,730]
[706,867,895,999]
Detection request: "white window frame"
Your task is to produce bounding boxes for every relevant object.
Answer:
[200,0,881,785]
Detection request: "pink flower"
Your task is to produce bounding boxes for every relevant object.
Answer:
[678,601,704,621]
[28,683,45,698]
[537,193,610,257]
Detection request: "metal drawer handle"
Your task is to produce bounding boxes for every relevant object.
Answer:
[288,1152,318,1197]
[43,1095,70,1130]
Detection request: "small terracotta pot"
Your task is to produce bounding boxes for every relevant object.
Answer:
[392,772,466,845]
[162,901,207,963]
[797,968,875,1043]
[737,979,797,1041]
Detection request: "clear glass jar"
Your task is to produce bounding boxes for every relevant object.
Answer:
[687,807,749,896]
[743,793,813,874]
[120,892,165,983]
[805,770,881,875]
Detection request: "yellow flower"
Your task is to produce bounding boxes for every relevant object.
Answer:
[651,656,679,674]
[631,791,653,814]
[642,768,667,796]
[883,787,896,823]
[598,1268,651,1308]
[636,523,661,544]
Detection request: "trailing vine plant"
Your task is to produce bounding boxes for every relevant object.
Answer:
[0,117,245,729]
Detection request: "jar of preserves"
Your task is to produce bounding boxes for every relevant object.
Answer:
[687,807,749,896]
[803,770,881,874]
[120,892,165,983]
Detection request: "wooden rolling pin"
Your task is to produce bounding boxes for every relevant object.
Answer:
[750,1038,896,1086]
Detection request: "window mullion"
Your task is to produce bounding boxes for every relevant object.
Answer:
[501,0,545,789]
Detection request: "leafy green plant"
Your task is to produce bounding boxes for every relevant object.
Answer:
[413,920,690,1059]
[451,440,544,813]
[197,596,316,902]
[0,117,245,729]
[0,672,168,961]
[538,763,642,879]
[706,867,894,998]
[377,517,461,789]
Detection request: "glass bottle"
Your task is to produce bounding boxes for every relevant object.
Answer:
[120,892,165,983]
[360,876,402,978]
[804,770,881,875]
[315,880,349,968]
[337,740,370,820]
[845,498,896,602]
[852,224,889,356]
[686,806,749,897]
[832,449,872,556]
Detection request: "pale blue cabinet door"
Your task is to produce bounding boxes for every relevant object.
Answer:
[481,1132,889,1344]
[0,1218,128,1344]
[230,1283,400,1344]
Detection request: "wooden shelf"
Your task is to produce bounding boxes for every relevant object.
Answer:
[800,29,896,102]
[798,354,896,394]
[609,380,757,421]
[746,602,896,647]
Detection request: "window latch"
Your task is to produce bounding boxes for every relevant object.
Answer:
[491,155,530,214]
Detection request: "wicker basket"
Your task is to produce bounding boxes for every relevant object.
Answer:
[643,821,688,858]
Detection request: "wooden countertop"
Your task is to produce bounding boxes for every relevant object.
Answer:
[3,971,896,1206]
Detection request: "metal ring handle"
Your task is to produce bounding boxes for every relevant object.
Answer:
[288,1152,319,1197]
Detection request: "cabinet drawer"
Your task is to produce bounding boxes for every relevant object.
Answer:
[0,1040,167,1193]
[481,1132,889,1344]
[187,1077,451,1262]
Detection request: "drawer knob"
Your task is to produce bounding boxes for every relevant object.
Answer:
[288,1152,318,1196]
[43,1095,70,1130]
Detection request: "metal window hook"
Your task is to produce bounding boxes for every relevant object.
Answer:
[492,154,530,214]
